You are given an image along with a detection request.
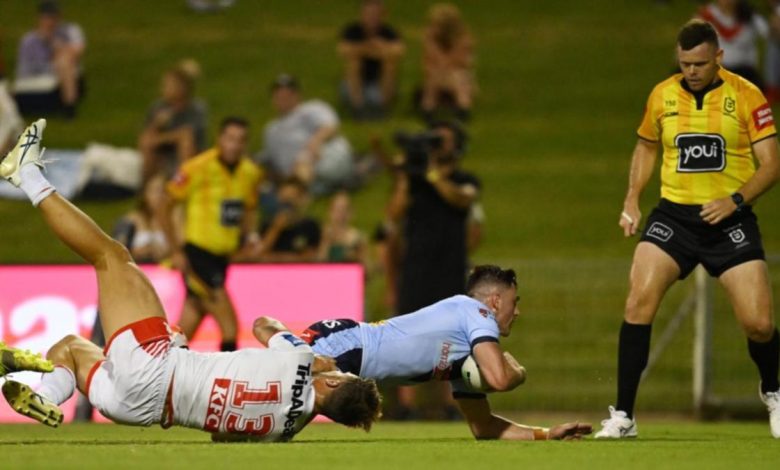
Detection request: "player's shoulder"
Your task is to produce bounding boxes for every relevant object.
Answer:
[184,148,219,170]
[448,295,496,322]
[648,74,683,98]
[238,156,262,178]
[720,68,764,97]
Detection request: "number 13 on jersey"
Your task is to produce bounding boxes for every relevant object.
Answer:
[204,378,281,435]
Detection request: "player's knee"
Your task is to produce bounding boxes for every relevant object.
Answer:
[106,239,133,264]
[624,293,656,324]
[744,318,775,342]
[46,334,79,363]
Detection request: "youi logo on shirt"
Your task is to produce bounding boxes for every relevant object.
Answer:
[675,133,726,173]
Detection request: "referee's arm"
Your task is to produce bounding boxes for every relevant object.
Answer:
[620,138,659,237]
[701,137,780,225]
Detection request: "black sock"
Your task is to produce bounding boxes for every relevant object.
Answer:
[748,329,780,394]
[616,321,652,419]
[220,340,237,352]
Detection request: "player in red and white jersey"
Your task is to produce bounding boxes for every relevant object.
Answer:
[0,119,382,441]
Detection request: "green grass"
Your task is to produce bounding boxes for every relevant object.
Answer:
[2,422,780,470]
[1,1,779,412]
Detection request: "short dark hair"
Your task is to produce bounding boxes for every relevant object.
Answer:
[320,377,382,432]
[219,116,249,133]
[466,265,517,296]
[278,176,308,193]
[270,73,300,92]
[38,1,61,15]
[677,19,719,51]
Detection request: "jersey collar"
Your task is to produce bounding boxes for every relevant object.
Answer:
[679,68,724,110]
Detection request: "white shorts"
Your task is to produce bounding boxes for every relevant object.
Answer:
[86,317,176,427]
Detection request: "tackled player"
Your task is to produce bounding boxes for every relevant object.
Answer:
[0,119,382,441]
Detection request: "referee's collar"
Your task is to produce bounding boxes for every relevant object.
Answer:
[679,69,724,96]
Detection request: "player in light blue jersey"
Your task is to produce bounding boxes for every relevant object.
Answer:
[296,265,592,440]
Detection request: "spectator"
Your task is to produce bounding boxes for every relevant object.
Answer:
[13,0,85,118]
[113,173,171,263]
[338,0,405,119]
[0,34,23,153]
[249,177,322,263]
[697,0,769,89]
[139,60,207,182]
[388,120,480,418]
[257,74,354,196]
[765,1,780,101]
[318,190,367,263]
[420,3,476,122]
[160,116,262,352]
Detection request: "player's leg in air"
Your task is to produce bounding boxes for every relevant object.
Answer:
[0,119,171,426]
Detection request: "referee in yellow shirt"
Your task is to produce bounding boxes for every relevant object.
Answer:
[596,20,780,439]
[161,116,262,351]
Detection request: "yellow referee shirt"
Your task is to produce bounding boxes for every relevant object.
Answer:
[167,148,263,256]
[637,68,777,204]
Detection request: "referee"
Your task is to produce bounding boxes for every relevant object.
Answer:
[596,20,780,439]
[160,116,263,352]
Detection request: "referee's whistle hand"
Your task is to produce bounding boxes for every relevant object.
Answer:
[700,198,737,225]
[619,208,641,237]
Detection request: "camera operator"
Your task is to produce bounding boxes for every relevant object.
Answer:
[390,120,479,315]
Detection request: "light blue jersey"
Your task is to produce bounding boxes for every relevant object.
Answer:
[306,295,500,390]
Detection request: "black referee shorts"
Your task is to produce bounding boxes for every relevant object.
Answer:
[640,198,765,279]
[183,243,229,298]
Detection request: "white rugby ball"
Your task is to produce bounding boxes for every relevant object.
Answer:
[461,355,489,392]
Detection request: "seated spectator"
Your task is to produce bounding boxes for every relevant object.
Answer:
[13,1,85,118]
[113,173,171,263]
[0,35,23,153]
[697,0,769,89]
[250,177,321,263]
[338,0,404,119]
[257,74,354,196]
[318,190,366,263]
[764,1,780,101]
[138,60,207,182]
[420,3,476,122]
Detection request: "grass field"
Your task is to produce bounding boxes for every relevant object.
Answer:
[2,421,780,470]
[1,0,779,413]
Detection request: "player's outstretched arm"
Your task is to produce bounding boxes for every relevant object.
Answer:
[252,316,291,347]
[456,396,592,441]
[472,342,525,392]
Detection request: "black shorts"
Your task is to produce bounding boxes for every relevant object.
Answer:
[640,199,765,279]
[301,319,363,375]
[183,243,229,297]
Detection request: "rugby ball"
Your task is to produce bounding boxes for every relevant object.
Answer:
[461,355,489,392]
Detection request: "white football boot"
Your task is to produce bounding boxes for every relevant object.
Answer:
[594,406,638,439]
[759,383,780,438]
[0,118,46,187]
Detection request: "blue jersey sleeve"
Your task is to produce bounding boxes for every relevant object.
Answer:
[463,305,500,349]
